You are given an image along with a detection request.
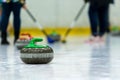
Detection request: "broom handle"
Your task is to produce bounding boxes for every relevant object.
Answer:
[63,3,86,38]
[70,3,86,28]
[25,8,36,22]
[25,8,49,36]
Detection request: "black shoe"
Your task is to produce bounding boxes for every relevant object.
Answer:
[14,38,19,45]
[14,39,17,44]
[1,40,10,45]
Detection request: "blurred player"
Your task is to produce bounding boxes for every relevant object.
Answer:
[0,0,26,45]
[84,0,114,42]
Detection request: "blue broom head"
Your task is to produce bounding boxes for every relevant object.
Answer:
[47,36,55,43]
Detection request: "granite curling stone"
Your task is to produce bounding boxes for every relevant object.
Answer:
[16,33,33,50]
[20,38,54,64]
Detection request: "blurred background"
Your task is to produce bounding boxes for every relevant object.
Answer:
[0,1,120,80]
[8,0,120,37]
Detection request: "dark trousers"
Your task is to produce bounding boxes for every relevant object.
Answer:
[88,4,110,37]
[0,16,1,31]
[1,2,22,40]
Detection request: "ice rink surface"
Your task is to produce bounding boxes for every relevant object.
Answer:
[0,35,120,80]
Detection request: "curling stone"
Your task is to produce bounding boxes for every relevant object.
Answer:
[111,31,120,36]
[16,33,33,50]
[46,36,55,43]
[111,26,120,36]
[47,31,61,43]
[20,38,54,64]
